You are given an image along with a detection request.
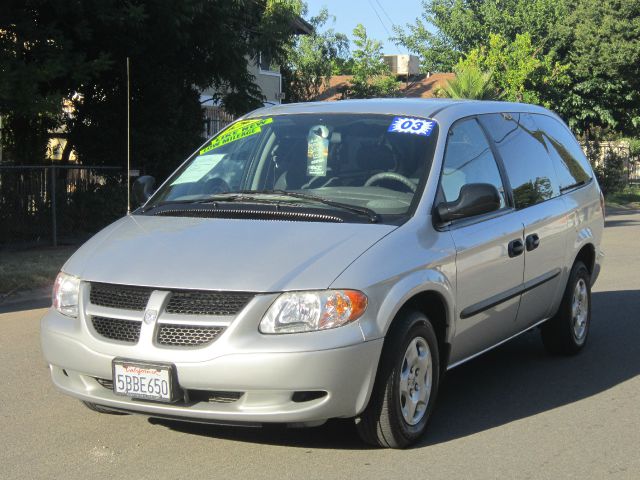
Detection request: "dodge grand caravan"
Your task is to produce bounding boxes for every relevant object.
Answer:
[41,99,604,448]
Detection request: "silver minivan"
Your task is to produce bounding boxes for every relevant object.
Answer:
[41,99,604,448]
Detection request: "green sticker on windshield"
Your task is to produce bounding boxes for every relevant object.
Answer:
[199,118,273,155]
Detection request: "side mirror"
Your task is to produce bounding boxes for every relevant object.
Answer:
[132,175,156,208]
[436,183,501,223]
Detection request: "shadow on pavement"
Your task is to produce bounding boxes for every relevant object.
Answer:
[605,218,640,228]
[0,297,50,314]
[150,289,640,450]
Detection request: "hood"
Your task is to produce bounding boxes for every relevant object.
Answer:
[64,215,396,292]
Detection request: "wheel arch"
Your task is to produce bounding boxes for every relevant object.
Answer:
[373,274,455,373]
[574,242,596,274]
[399,290,451,372]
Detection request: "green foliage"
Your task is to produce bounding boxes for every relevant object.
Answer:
[0,0,302,179]
[605,185,640,207]
[343,24,399,99]
[457,33,569,106]
[628,139,640,158]
[437,63,498,100]
[394,0,640,140]
[559,0,640,135]
[281,7,349,102]
[394,0,567,73]
[584,140,627,195]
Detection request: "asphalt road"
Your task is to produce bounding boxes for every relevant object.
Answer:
[2,210,639,480]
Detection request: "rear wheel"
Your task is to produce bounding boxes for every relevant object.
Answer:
[356,310,440,448]
[541,261,591,355]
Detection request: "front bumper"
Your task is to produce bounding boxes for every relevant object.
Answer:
[41,307,383,424]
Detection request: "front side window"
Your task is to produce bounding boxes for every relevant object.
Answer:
[144,114,439,223]
[481,113,560,209]
[439,118,506,209]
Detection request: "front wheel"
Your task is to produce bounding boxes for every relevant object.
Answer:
[541,260,591,355]
[356,310,440,448]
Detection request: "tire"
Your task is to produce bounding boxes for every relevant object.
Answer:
[356,310,440,448]
[541,261,591,355]
[82,401,128,415]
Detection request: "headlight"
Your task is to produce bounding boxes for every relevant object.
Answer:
[52,272,80,317]
[260,290,367,334]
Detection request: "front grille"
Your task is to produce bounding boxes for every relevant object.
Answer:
[165,290,253,316]
[90,283,152,311]
[157,324,224,347]
[92,316,141,343]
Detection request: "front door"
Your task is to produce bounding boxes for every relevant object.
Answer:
[437,118,525,365]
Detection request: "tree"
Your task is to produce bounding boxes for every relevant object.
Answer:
[394,0,567,73]
[394,0,640,138]
[0,0,302,178]
[437,63,498,100]
[453,33,569,106]
[281,7,349,103]
[558,0,640,136]
[343,24,399,99]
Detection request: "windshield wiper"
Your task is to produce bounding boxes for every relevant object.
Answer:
[142,193,282,213]
[144,190,379,223]
[235,189,380,223]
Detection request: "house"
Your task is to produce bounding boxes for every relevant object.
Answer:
[200,16,313,136]
[314,72,456,102]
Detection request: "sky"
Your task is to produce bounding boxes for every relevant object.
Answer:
[305,0,426,54]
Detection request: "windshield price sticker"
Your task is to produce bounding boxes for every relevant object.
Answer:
[199,118,273,155]
[388,117,435,136]
[171,154,224,185]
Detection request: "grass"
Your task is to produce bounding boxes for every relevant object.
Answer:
[0,246,77,296]
[605,185,640,210]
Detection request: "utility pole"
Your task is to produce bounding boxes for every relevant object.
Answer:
[127,56,131,214]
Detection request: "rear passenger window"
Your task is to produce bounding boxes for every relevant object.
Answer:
[532,114,592,190]
[481,113,560,209]
[440,118,506,208]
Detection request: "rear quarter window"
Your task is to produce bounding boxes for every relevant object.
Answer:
[531,114,592,190]
[480,113,560,209]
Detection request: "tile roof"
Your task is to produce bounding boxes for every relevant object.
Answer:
[314,73,456,101]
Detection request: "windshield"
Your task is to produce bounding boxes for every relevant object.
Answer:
[145,113,439,222]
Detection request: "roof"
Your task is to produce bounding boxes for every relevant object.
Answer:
[290,16,313,35]
[314,73,456,102]
[244,98,559,127]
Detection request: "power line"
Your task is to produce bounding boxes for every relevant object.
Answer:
[375,0,395,28]
[373,0,408,55]
[367,0,399,53]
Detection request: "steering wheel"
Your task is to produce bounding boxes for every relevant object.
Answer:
[203,177,231,194]
[364,172,417,192]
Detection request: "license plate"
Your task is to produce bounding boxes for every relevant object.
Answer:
[112,359,178,403]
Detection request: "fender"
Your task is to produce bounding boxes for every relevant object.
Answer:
[330,217,457,344]
[364,269,456,343]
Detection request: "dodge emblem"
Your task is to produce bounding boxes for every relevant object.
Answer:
[144,309,158,324]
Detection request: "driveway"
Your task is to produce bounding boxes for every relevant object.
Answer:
[1,209,638,479]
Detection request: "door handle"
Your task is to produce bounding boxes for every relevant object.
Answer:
[508,239,524,257]
[526,233,540,251]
